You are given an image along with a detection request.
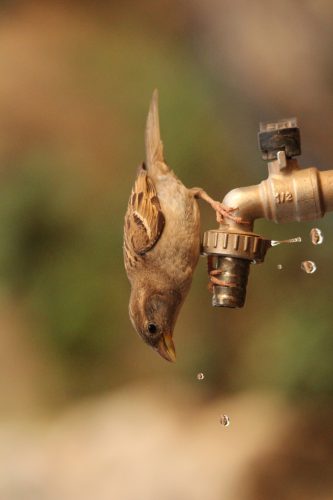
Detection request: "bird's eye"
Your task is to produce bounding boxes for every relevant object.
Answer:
[147,323,157,334]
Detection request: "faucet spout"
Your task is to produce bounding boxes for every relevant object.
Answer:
[222,184,263,232]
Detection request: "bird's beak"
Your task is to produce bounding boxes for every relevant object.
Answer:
[156,333,176,362]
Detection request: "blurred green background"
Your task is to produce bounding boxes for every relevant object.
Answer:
[1,1,333,499]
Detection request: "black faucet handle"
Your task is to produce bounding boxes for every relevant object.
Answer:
[258,118,301,161]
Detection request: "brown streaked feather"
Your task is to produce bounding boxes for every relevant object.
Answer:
[124,165,165,262]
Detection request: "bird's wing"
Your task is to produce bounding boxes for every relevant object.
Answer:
[145,89,170,175]
[124,165,165,263]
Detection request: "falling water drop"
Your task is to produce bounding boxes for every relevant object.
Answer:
[271,237,302,247]
[301,260,317,274]
[196,372,205,381]
[277,264,283,270]
[219,414,230,427]
[310,228,324,245]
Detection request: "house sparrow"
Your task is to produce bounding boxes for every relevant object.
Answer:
[124,90,241,361]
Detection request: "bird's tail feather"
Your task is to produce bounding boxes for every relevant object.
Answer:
[145,89,169,174]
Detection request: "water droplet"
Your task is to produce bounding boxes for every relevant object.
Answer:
[301,260,317,274]
[271,237,302,247]
[219,414,230,427]
[196,372,205,381]
[277,264,283,270]
[310,228,324,246]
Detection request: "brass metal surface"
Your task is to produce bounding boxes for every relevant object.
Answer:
[202,134,333,308]
[222,157,332,232]
[202,228,271,263]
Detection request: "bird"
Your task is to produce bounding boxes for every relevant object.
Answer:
[123,90,242,361]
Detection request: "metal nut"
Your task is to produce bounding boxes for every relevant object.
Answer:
[202,229,271,263]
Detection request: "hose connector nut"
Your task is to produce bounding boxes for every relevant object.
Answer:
[202,229,271,308]
[202,229,271,263]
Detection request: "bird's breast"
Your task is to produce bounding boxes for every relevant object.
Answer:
[148,175,201,289]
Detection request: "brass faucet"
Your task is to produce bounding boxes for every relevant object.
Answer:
[202,118,333,308]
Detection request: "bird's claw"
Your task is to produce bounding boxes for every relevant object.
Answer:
[190,187,249,225]
[212,202,246,224]
[208,269,237,289]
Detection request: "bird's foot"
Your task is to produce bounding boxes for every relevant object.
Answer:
[211,201,246,225]
[190,187,248,225]
[208,269,237,289]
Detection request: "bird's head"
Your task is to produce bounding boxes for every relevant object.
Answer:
[129,287,182,362]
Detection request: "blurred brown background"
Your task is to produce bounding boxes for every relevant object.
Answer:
[0,1,333,499]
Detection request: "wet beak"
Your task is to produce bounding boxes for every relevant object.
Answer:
[156,333,176,362]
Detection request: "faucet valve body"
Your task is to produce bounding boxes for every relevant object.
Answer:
[202,229,271,307]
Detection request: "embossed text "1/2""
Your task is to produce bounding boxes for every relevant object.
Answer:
[274,191,293,204]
